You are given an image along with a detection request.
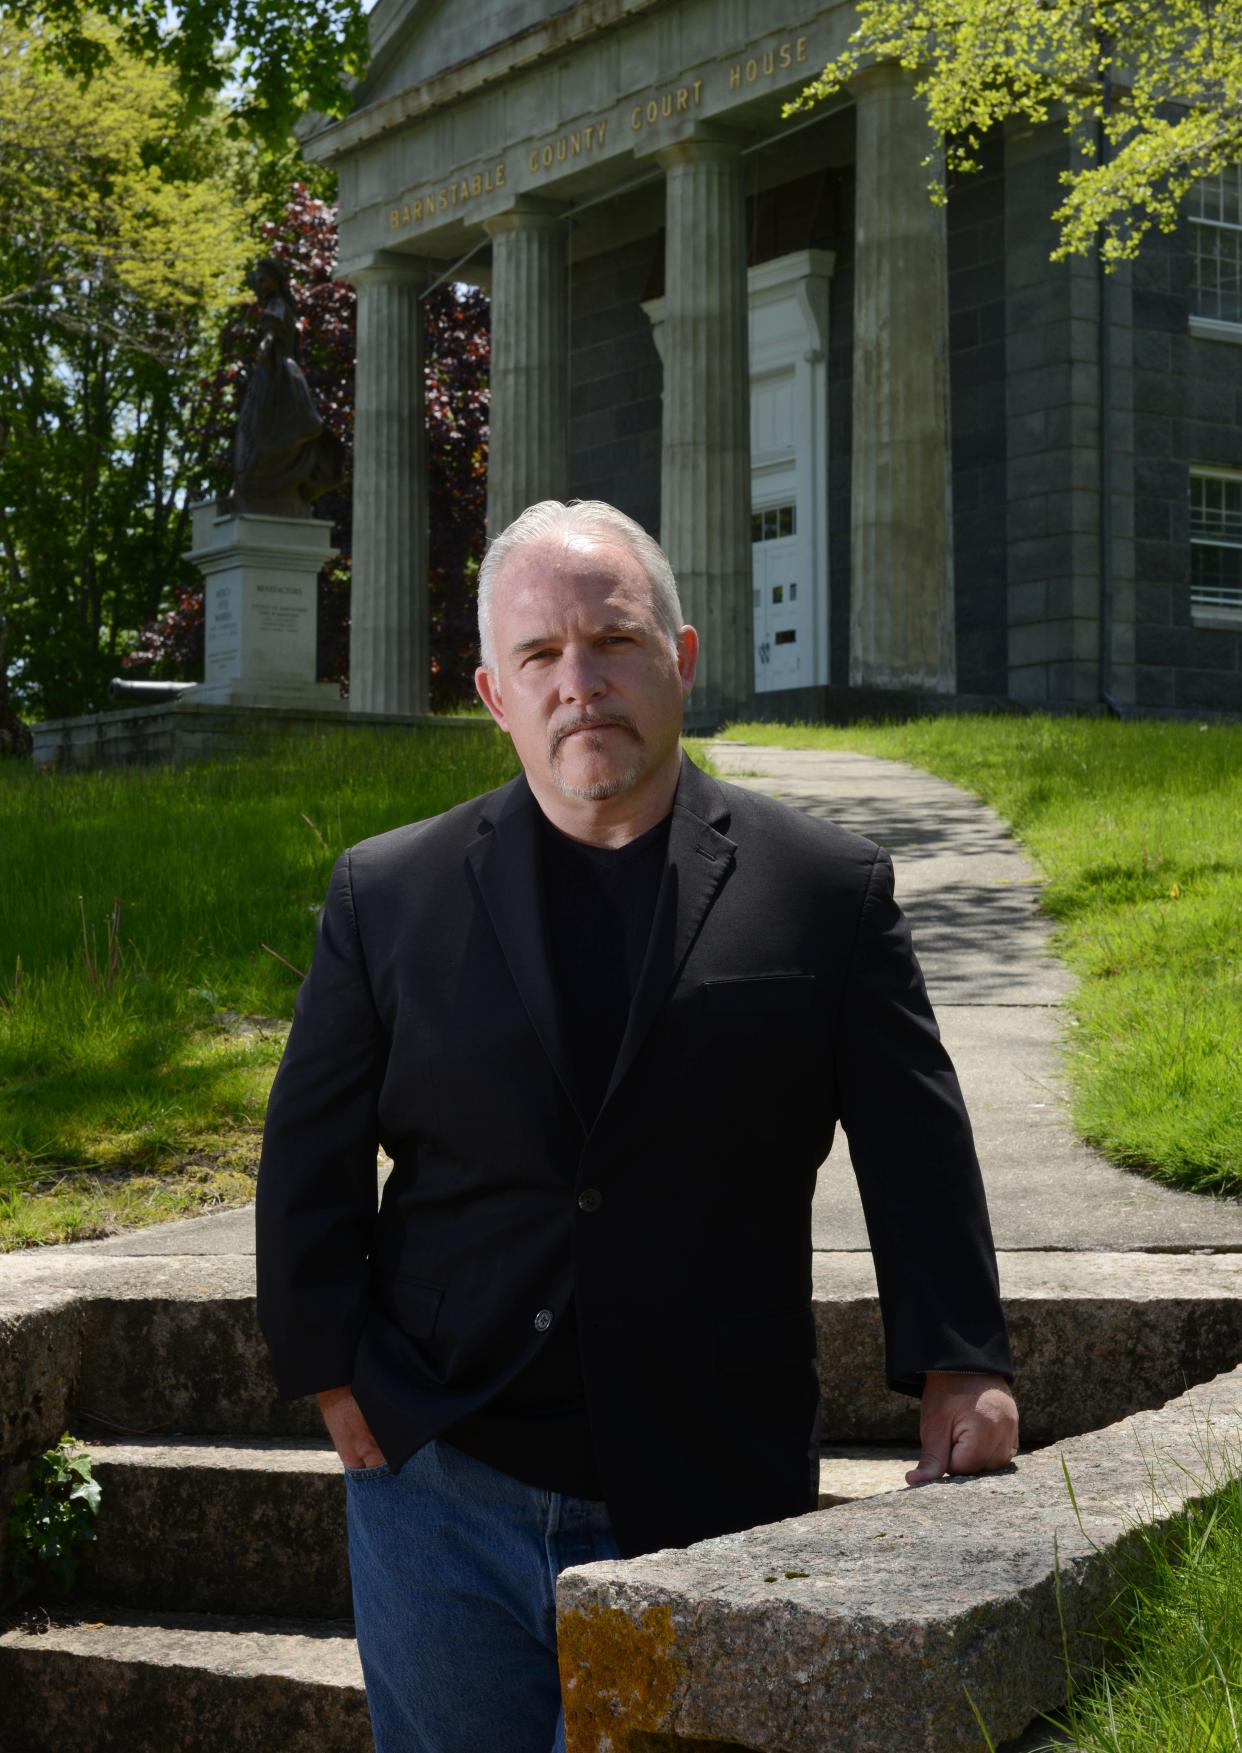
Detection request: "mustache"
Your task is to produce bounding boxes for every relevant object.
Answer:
[550,713,642,756]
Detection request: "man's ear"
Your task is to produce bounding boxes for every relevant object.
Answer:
[475,665,509,732]
[676,625,700,698]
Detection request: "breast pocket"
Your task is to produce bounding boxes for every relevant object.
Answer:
[697,974,817,1015]
[690,974,825,1134]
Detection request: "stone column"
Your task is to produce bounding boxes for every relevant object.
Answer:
[483,206,569,537]
[656,136,753,725]
[850,64,955,692]
[348,252,433,716]
[1003,119,1136,709]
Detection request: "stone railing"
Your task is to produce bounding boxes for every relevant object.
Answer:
[558,1365,1242,1751]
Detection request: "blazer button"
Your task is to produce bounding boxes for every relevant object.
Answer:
[577,1187,604,1212]
[534,1309,553,1332]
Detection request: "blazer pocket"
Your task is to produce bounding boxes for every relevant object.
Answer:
[717,1307,816,1374]
[388,1275,445,1340]
[698,974,817,1014]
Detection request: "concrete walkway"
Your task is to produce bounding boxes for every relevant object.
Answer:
[708,740,1242,1254]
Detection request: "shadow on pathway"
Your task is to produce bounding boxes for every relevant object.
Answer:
[709,741,1242,1254]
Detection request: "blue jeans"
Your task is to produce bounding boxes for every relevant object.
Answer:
[344,1439,622,1753]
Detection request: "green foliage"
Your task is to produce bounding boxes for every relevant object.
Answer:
[1009,1437,1242,1750]
[0,20,252,332]
[1061,1488,1242,1747]
[788,0,1242,263]
[721,717,1242,1194]
[0,725,520,1244]
[1,0,370,149]
[0,19,257,720]
[7,1434,101,1598]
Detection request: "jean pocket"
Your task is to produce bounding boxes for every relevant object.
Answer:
[343,1460,392,1480]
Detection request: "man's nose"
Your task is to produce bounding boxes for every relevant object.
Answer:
[558,649,607,704]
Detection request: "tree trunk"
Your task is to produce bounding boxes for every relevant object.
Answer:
[0,419,32,756]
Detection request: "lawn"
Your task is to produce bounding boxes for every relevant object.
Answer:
[0,725,520,1247]
[1017,1448,1242,1751]
[720,717,1242,1199]
[3,713,1238,1247]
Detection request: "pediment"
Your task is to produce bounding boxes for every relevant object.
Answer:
[356,0,575,108]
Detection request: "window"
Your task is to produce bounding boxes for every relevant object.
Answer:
[751,502,796,543]
[1189,170,1242,323]
[1189,468,1242,620]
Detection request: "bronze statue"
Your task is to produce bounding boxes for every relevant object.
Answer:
[229,258,345,517]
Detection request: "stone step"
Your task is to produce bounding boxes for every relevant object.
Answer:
[4,1250,1241,1463]
[2,1245,1235,1752]
[73,1432,915,1620]
[76,1435,352,1619]
[10,1249,1226,1448]
[0,1605,370,1752]
[817,1446,921,1506]
[813,1248,1242,1445]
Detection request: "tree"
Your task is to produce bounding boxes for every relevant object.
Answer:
[789,0,1242,263]
[426,282,490,707]
[130,187,491,710]
[0,20,254,721]
[3,0,369,149]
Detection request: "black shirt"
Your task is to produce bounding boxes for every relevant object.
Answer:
[440,809,670,1498]
[541,811,670,1122]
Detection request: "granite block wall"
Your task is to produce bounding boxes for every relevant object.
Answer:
[997,116,1242,718]
[947,134,1009,696]
[1001,120,1137,708]
[1132,223,1242,713]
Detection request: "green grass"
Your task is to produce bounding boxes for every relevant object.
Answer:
[720,717,1242,1197]
[4,713,1238,1244]
[0,725,520,1246]
[1012,1444,1242,1751]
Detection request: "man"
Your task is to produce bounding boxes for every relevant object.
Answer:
[256,499,1018,1753]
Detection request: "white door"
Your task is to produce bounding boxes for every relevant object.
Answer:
[752,498,807,688]
[747,251,834,693]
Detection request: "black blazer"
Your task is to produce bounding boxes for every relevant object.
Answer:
[255,755,1011,1558]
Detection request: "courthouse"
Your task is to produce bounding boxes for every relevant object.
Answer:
[299,0,1242,723]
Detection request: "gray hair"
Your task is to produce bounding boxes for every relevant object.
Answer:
[476,499,684,671]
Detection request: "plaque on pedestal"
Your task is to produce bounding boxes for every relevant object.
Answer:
[185,500,344,711]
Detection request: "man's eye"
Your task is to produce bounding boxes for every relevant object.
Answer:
[602,635,633,647]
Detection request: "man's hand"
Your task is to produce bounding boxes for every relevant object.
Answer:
[317,1385,387,1470]
[906,1372,1019,1485]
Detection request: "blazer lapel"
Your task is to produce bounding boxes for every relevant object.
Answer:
[600,757,737,1113]
[465,775,587,1129]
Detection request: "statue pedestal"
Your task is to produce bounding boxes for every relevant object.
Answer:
[185,500,345,710]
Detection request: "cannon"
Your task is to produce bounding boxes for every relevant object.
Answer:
[107,679,199,704]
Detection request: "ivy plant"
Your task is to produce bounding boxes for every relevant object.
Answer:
[7,1434,101,1598]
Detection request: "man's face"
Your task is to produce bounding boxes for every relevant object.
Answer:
[474,535,697,807]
